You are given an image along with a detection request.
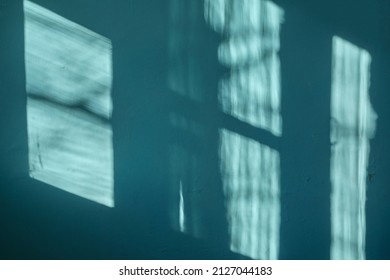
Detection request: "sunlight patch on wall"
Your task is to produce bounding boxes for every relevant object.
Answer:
[330,36,377,259]
[168,143,203,238]
[220,129,280,260]
[24,0,114,207]
[205,0,283,136]
[206,0,283,260]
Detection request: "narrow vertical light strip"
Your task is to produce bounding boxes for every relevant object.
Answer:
[179,180,186,233]
[219,129,280,260]
[24,0,114,207]
[168,116,205,238]
[331,36,377,259]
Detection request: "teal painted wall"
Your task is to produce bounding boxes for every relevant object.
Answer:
[0,0,389,259]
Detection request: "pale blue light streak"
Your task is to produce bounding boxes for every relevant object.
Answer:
[24,0,114,207]
[179,180,186,233]
[220,129,280,260]
[206,0,283,260]
[330,36,377,259]
[205,0,283,136]
[168,143,203,239]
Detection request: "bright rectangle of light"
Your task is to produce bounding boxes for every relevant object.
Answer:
[330,36,377,259]
[206,0,283,259]
[220,129,280,260]
[24,0,114,207]
[205,0,284,136]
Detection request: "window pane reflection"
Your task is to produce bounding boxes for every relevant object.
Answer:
[205,0,283,136]
[220,129,280,259]
[24,0,114,207]
[330,36,377,259]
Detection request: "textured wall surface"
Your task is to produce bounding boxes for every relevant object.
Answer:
[25,0,114,207]
[0,0,389,259]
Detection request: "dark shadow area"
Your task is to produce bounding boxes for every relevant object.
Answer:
[277,3,332,259]
[0,0,389,260]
